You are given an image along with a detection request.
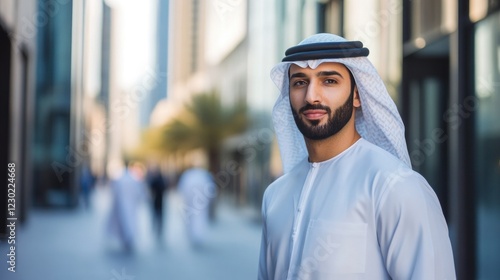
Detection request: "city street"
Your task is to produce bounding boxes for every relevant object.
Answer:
[0,186,262,280]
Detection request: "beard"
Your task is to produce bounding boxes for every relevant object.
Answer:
[291,90,354,141]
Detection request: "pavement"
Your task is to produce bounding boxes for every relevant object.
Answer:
[0,186,263,280]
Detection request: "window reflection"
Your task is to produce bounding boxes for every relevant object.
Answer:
[474,10,500,280]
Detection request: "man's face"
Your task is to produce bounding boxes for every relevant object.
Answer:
[289,62,358,140]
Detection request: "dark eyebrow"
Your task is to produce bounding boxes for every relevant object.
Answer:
[289,70,344,79]
[317,70,343,78]
[289,72,307,79]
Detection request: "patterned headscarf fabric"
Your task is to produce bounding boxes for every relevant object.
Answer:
[271,33,411,173]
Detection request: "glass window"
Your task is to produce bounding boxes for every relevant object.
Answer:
[411,0,442,37]
[317,0,343,36]
[470,0,500,22]
[408,0,456,40]
[407,68,449,217]
[324,0,343,35]
[474,10,500,280]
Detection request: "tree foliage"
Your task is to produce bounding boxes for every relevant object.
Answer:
[137,92,249,171]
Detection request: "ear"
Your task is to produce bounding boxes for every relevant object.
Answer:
[353,86,361,108]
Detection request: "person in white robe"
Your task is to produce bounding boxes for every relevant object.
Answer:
[107,161,148,251]
[177,162,216,248]
[258,33,456,279]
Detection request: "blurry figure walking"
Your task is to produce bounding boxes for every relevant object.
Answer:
[107,161,148,252]
[146,165,168,239]
[80,162,96,209]
[178,165,216,248]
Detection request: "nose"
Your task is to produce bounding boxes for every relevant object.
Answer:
[304,81,321,104]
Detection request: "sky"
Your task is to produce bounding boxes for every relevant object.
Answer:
[107,0,156,90]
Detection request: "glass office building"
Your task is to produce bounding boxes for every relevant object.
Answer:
[473,7,500,280]
[401,0,500,278]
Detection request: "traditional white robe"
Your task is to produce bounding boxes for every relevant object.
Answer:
[178,168,216,245]
[108,171,148,247]
[258,138,455,280]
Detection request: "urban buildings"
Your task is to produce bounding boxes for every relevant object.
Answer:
[0,0,38,234]
[1,0,499,278]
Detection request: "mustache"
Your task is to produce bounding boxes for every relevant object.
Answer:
[298,104,332,114]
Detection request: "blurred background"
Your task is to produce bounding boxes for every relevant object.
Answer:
[0,0,499,279]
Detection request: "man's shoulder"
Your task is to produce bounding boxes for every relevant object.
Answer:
[263,158,309,199]
[355,138,410,172]
[355,140,438,210]
[354,139,428,191]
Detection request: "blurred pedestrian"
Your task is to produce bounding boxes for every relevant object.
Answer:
[107,161,148,252]
[146,164,168,239]
[79,162,95,209]
[177,157,216,248]
[258,33,455,279]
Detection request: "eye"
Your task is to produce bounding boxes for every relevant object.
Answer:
[292,80,308,87]
[324,79,337,84]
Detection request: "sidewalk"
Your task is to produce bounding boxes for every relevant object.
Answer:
[0,186,262,280]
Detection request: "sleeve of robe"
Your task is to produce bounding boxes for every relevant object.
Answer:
[376,173,456,280]
[258,191,271,280]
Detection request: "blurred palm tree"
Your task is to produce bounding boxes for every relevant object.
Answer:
[139,92,249,174]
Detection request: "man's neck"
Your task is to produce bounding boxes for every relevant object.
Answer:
[304,124,361,163]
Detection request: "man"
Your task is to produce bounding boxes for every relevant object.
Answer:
[146,164,168,239]
[107,161,148,252]
[177,155,217,248]
[258,33,455,279]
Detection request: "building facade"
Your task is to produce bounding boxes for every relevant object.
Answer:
[1,0,110,223]
[401,0,500,278]
[0,0,38,237]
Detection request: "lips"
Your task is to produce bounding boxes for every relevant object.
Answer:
[303,109,327,120]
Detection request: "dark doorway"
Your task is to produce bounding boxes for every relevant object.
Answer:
[0,24,12,238]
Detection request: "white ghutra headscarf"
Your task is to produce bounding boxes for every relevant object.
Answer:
[271,33,411,173]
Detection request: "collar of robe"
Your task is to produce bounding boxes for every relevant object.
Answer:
[282,41,370,62]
